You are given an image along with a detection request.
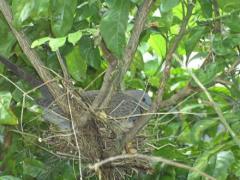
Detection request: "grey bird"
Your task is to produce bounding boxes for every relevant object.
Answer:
[43,90,151,130]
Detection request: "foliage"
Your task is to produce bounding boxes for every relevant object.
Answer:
[1,0,240,179]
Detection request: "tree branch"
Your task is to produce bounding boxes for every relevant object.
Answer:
[153,1,195,110]
[92,0,155,109]
[160,86,195,108]
[122,0,196,146]
[212,0,221,33]
[0,0,91,127]
[121,0,155,73]
[100,40,118,66]
[90,40,118,109]
[89,154,216,180]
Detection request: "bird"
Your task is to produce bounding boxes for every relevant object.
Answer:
[42,89,151,130]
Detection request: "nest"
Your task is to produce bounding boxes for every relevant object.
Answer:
[39,116,152,178]
[42,119,146,156]
[34,91,154,178]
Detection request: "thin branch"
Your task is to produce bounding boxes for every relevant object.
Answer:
[0,73,33,100]
[0,54,53,100]
[56,50,69,80]
[122,0,195,146]
[0,0,63,103]
[92,0,155,109]
[160,86,194,108]
[153,0,195,110]
[121,0,155,73]
[84,70,106,90]
[0,0,91,127]
[100,40,118,65]
[227,59,240,74]
[89,154,216,180]
[91,40,118,109]
[67,87,83,180]
[153,56,240,109]
[187,66,240,147]
[108,111,204,120]
[196,9,240,26]
[212,0,221,33]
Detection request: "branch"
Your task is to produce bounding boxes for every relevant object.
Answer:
[153,1,195,110]
[188,67,240,147]
[227,59,240,74]
[212,0,221,33]
[91,40,118,109]
[92,0,155,109]
[89,154,216,180]
[160,86,194,108]
[0,1,62,99]
[0,0,90,127]
[100,40,118,66]
[157,55,240,109]
[56,50,69,80]
[122,0,196,145]
[121,0,155,73]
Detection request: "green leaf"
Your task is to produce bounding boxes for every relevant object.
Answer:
[60,163,77,180]
[32,36,67,51]
[198,0,213,18]
[148,76,160,87]
[212,35,232,56]
[125,78,145,89]
[187,153,209,180]
[154,13,174,31]
[12,0,50,28]
[188,144,228,180]
[100,0,130,58]
[130,0,143,4]
[130,51,144,72]
[190,119,218,143]
[0,92,18,125]
[153,137,185,160]
[148,34,166,57]
[23,159,46,177]
[212,151,235,180]
[31,37,50,48]
[144,60,159,76]
[224,14,240,33]
[68,30,83,46]
[75,1,99,20]
[185,27,206,55]
[49,37,67,51]
[32,0,50,20]
[192,62,223,87]
[0,176,21,180]
[160,0,179,13]
[12,0,35,28]
[213,34,240,55]
[79,36,101,69]
[0,18,16,57]
[177,121,192,144]
[181,104,204,112]
[217,0,240,12]
[50,0,77,37]
[65,45,87,82]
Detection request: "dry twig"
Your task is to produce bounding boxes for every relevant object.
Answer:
[89,154,216,180]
